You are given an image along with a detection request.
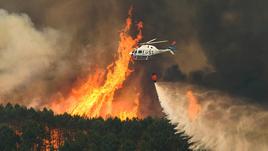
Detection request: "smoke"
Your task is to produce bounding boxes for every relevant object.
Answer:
[0,1,128,108]
[174,38,213,75]
[131,0,213,75]
[155,82,268,151]
[0,9,70,106]
[0,0,268,118]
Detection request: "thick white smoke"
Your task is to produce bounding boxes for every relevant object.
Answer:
[155,82,268,151]
[0,9,69,105]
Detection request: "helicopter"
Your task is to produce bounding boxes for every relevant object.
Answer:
[129,38,176,60]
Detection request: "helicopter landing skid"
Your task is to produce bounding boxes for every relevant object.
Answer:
[132,55,151,60]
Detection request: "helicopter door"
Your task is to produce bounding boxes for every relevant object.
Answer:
[146,50,149,55]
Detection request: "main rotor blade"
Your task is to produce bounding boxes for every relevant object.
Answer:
[146,38,157,43]
[147,40,168,44]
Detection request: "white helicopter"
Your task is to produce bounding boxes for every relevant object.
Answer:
[129,38,176,60]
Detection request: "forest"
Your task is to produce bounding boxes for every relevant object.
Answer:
[0,103,192,151]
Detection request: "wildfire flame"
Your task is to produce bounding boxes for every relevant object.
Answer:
[186,90,201,120]
[116,92,140,121]
[50,8,143,120]
[43,128,64,151]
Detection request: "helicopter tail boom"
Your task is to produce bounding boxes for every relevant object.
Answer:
[167,45,176,55]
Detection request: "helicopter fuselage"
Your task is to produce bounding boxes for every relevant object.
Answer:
[130,44,174,60]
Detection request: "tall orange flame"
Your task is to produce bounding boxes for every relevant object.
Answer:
[50,8,142,120]
[186,90,201,121]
